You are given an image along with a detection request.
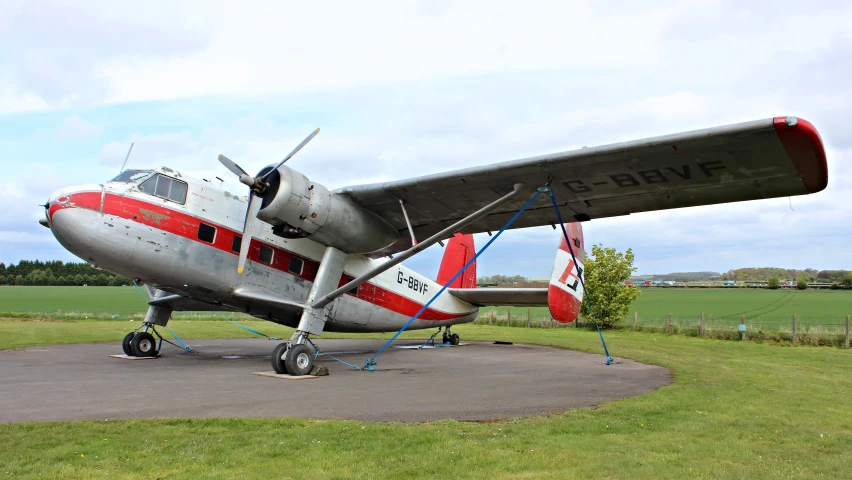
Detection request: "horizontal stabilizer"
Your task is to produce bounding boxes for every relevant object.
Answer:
[447,288,547,306]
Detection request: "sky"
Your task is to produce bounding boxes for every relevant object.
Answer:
[1,0,850,279]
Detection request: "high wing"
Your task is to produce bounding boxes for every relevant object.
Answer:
[448,288,547,306]
[336,116,827,257]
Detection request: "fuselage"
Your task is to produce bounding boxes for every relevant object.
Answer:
[45,167,479,333]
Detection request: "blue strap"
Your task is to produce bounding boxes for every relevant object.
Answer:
[365,186,549,370]
[228,320,281,340]
[166,326,195,353]
[132,280,150,302]
[546,188,613,365]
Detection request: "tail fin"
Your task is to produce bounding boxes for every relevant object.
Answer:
[436,233,477,289]
[548,222,585,323]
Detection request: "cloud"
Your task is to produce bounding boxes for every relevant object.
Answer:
[52,116,104,140]
[0,0,210,107]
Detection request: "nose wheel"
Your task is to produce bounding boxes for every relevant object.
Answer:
[121,330,159,357]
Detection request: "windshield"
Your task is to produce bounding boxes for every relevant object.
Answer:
[110,169,153,183]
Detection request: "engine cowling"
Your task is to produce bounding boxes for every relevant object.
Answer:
[256,164,400,254]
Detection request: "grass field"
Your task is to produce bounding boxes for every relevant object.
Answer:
[1,321,850,479]
[2,286,850,322]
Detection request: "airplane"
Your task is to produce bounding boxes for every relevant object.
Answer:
[42,115,827,375]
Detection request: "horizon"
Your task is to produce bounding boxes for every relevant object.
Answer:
[1,1,850,278]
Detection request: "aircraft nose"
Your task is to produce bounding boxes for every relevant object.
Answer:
[45,186,101,258]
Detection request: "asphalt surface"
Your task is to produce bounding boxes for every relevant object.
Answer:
[0,338,670,422]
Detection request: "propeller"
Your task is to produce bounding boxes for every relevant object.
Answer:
[217,128,320,274]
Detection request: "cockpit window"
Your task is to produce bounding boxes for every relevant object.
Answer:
[110,169,153,183]
[138,174,188,204]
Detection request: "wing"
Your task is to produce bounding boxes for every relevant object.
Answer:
[336,116,827,257]
[448,288,548,306]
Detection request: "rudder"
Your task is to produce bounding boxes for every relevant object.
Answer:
[436,233,477,289]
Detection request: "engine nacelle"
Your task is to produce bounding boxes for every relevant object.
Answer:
[257,165,400,254]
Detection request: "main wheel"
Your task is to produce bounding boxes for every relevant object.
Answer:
[442,333,450,344]
[271,343,289,375]
[449,333,460,345]
[122,332,136,356]
[285,344,314,376]
[130,331,157,357]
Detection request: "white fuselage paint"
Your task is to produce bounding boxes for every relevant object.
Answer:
[46,167,479,334]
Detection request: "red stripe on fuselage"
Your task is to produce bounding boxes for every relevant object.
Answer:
[58,191,472,321]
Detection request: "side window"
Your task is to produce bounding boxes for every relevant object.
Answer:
[341,275,358,295]
[198,223,216,243]
[231,236,242,253]
[288,256,304,275]
[138,174,187,204]
[259,245,274,264]
[169,180,187,203]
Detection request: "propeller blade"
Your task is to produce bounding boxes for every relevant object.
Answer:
[237,194,264,274]
[218,154,250,178]
[261,128,320,182]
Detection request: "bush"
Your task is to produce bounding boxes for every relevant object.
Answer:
[796,278,808,290]
[767,277,781,289]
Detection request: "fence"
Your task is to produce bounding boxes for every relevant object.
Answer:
[473,307,852,347]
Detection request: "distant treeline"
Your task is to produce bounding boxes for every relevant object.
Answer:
[0,260,133,286]
[720,268,852,283]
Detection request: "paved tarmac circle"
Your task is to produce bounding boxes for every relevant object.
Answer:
[0,339,670,422]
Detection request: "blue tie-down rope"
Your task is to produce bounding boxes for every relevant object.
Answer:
[364,185,549,371]
[547,187,613,365]
[228,320,281,340]
[166,326,195,353]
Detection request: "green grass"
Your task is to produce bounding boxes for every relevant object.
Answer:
[0,286,148,315]
[1,322,851,479]
[485,288,852,327]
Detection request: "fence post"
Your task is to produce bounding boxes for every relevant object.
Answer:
[792,314,798,343]
[507,309,511,325]
[526,308,530,328]
[666,313,672,334]
[741,314,746,341]
[633,312,638,330]
[699,312,704,337]
[846,315,850,348]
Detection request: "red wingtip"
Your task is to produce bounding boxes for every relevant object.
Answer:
[773,116,828,194]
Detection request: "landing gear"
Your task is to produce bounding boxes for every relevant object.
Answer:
[270,331,316,376]
[285,344,314,376]
[122,332,135,356]
[271,343,289,375]
[130,331,158,357]
[442,327,460,345]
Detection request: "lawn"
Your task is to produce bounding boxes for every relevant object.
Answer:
[1,321,851,478]
[485,288,852,328]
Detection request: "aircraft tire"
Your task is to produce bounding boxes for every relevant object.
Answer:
[449,333,460,346]
[130,332,158,357]
[285,344,313,376]
[122,332,136,356]
[271,343,289,375]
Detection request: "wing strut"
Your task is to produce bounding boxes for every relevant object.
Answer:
[398,199,418,246]
[310,183,529,309]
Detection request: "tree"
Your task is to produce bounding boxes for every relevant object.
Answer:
[73,274,84,286]
[15,275,23,286]
[580,244,641,328]
[0,275,5,285]
[796,278,808,290]
[843,273,852,290]
[767,277,781,289]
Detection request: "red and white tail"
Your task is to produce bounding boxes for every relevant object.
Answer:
[436,233,477,289]
[548,223,585,323]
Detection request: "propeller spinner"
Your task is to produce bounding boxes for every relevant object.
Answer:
[217,128,320,274]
